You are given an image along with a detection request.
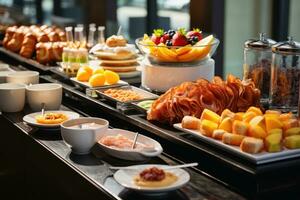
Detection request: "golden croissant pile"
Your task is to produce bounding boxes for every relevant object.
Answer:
[147,75,261,124]
[3,25,66,64]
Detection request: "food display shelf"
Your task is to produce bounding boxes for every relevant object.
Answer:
[1,54,300,199]
[0,47,58,72]
[39,74,300,199]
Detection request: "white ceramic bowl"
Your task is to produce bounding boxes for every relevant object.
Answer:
[0,83,26,112]
[0,64,10,71]
[98,129,163,161]
[6,71,39,85]
[61,117,109,155]
[26,83,62,111]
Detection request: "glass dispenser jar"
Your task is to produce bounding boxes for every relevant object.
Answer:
[270,37,300,112]
[243,33,276,105]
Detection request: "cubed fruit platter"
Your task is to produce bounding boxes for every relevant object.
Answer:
[174,107,300,164]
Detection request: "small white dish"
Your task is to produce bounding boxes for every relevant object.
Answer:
[98,129,163,161]
[0,83,26,112]
[26,83,62,111]
[61,117,109,155]
[0,69,15,83]
[23,110,80,129]
[6,71,39,85]
[114,164,190,193]
[0,63,10,71]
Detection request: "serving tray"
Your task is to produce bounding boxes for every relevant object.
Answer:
[0,47,58,71]
[174,123,300,165]
[95,85,158,104]
[70,77,128,89]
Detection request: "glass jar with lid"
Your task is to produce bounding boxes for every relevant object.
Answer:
[269,37,300,112]
[243,33,276,105]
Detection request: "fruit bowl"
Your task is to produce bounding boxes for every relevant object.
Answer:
[136,34,219,63]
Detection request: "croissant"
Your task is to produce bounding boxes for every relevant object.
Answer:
[147,75,261,124]
[19,33,37,58]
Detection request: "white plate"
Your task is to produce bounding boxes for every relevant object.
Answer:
[23,110,80,129]
[98,129,163,161]
[118,70,141,79]
[114,164,190,193]
[70,77,128,89]
[174,123,300,164]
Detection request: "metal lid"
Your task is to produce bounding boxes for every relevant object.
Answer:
[244,33,276,50]
[272,37,300,55]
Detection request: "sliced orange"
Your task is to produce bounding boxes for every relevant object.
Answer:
[89,73,105,87]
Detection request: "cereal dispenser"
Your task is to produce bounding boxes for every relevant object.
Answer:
[270,37,300,112]
[243,33,276,105]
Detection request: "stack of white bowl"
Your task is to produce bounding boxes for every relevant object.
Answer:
[0,66,63,113]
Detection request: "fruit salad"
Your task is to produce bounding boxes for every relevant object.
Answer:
[137,28,219,63]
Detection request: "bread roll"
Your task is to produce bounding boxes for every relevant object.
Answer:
[19,33,37,58]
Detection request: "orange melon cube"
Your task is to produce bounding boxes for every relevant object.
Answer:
[268,128,283,136]
[284,127,300,137]
[218,117,233,132]
[222,132,245,146]
[232,120,249,135]
[248,125,267,139]
[200,109,221,124]
[264,113,280,118]
[265,116,283,132]
[242,111,257,123]
[265,110,281,115]
[282,119,299,131]
[221,109,235,121]
[212,129,227,140]
[279,112,295,121]
[249,116,266,131]
[234,112,244,121]
[199,119,218,137]
[240,137,264,154]
[246,106,263,116]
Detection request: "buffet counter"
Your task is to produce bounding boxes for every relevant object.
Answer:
[1,51,300,200]
[0,105,244,200]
